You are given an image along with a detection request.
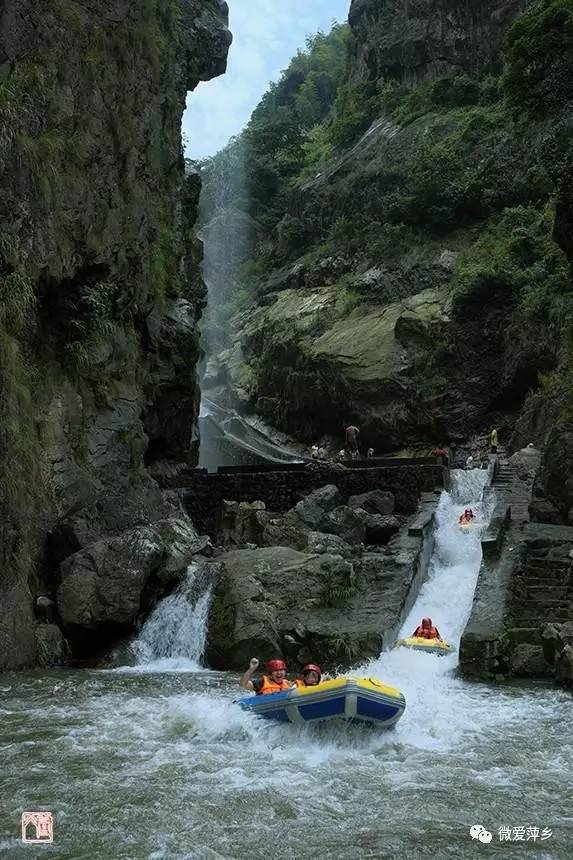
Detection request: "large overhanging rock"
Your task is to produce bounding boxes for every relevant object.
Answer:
[57,517,208,637]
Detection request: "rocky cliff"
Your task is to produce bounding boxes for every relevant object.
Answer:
[348,0,524,83]
[0,0,231,668]
[203,0,573,476]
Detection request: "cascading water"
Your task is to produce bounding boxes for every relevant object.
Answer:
[360,469,501,750]
[130,564,213,671]
[398,467,492,649]
[3,470,572,857]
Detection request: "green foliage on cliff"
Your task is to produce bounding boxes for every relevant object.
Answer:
[201,24,350,229]
[58,281,116,373]
[453,207,571,322]
[503,0,573,119]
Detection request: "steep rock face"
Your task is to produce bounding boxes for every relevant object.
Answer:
[0,0,231,668]
[208,0,567,454]
[348,0,525,82]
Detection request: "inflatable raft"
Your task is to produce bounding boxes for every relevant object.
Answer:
[394,636,454,656]
[237,677,405,728]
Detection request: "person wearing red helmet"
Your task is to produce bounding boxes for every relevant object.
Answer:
[240,657,293,695]
[412,617,442,640]
[293,663,322,688]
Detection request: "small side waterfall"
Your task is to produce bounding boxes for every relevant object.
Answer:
[131,564,213,671]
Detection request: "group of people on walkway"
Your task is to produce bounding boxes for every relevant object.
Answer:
[310,425,376,462]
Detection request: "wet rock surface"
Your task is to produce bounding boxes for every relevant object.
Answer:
[0,1,231,668]
[57,517,208,643]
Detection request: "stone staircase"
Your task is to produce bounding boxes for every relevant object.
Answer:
[508,555,573,628]
[503,528,573,677]
[491,450,512,498]
[490,446,533,524]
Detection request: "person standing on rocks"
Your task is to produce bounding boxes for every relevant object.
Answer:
[240,658,293,695]
[345,424,360,455]
[490,428,499,453]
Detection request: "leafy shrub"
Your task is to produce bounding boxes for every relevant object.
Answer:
[328,81,377,147]
[503,0,573,119]
[276,214,306,255]
[452,206,571,319]
[56,280,116,372]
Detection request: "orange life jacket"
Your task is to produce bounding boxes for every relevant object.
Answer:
[413,626,441,640]
[256,675,293,695]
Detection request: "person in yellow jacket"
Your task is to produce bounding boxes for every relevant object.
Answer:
[240,657,293,695]
[490,428,499,453]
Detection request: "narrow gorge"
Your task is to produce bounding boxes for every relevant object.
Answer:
[1,1,573,856]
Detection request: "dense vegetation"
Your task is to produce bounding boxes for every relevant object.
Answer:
[200,0,573,346]
[200,25,350,231]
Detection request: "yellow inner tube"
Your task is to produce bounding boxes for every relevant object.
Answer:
[396,636,452,652]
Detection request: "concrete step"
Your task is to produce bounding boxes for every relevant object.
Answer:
[526,558,571,568]
[522,572,571,585]
[513,609,572,623]
[520,581,571,594]
[513,591,571,602]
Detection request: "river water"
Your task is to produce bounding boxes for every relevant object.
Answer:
[2,473,572,858]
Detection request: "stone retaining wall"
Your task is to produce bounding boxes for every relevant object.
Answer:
[178,464,444,537]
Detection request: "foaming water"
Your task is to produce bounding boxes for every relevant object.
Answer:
[2,471,572,857]
[360,469,497,752]
[128,564,213,672]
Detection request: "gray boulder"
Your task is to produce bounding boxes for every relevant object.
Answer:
[510,644,552,678]
[294,485,342,528]
[355,511,401,545]
[556,645,573,686]
[205,546,378,670]
[541,621,573,667]
[218,499,267,546]
[349,489,395,516]
[35,625,69,668]
[307,531,353,557]
[323,506,365,544]
[57,516,207,633]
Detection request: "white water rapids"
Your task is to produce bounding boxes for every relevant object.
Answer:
[2,473,572,858]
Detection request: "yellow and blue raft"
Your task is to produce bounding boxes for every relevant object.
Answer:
[237,677,405,728]
[394,636,454,656]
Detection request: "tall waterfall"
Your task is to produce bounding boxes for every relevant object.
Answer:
[131,564,213,671]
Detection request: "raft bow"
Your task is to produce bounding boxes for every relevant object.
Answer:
[237,677,405,728]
